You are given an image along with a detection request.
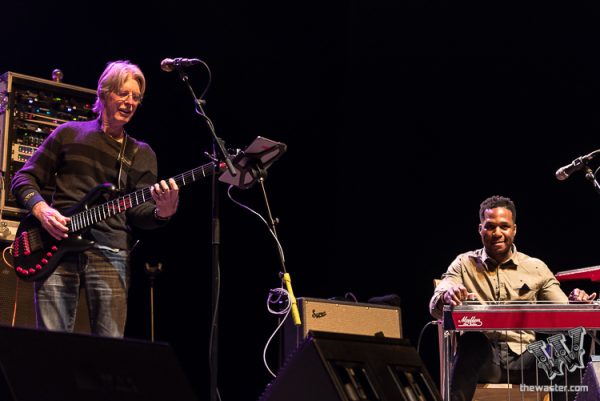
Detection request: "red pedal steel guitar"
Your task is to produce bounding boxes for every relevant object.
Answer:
[555,264,600,282]
[12,161,223,282]
[443,302,600,331]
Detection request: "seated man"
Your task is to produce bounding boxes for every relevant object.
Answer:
[429,195,595,401]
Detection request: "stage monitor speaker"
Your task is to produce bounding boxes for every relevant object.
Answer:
[282,297,402,364]
[0,325,198,401]
[0,247,90,333]
[259,330,441,401]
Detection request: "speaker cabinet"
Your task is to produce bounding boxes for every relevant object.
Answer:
[0,325,197,401]
[0,247,89,332]
[260,331,441,401]
[283,297,402,364]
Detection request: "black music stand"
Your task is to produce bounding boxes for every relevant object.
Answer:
[219,135,300,371]
[218,136,287,189]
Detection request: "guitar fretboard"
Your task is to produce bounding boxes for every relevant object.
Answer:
[69,161,217,232]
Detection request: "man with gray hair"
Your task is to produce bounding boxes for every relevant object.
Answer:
[11,60,179,337]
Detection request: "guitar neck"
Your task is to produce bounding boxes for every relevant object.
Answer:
[69,161,218,232]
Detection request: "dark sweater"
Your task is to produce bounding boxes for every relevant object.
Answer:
[11,118,167,250]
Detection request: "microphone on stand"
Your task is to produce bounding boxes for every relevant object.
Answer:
[555,150,600,181]
[160,57,202,72]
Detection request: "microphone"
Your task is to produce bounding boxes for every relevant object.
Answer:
[160,58,202,72]
[555,150,600,181]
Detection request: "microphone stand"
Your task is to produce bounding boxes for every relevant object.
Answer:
[144,262,163,342]
[175,66,236,176]
[584,166,600,196]
[173,64,236,401]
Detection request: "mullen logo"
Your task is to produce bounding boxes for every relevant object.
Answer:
[457,316,483,327]
[526,327,586,380]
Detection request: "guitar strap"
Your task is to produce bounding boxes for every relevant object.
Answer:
[116,134,140,192]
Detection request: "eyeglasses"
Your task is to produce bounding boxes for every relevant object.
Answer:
[113,90,142,104]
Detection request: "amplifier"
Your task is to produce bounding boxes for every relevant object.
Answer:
[282,297,402,363]
[0,71,96,219]
[0,248,90,332]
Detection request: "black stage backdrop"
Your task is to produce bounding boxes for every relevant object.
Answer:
[3,1,600,399]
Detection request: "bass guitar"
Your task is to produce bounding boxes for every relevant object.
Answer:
[12,161,223,282]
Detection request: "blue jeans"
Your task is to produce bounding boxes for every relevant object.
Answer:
[34,246,130,337]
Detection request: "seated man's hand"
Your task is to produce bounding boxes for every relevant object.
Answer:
[442,285,476,306]
[569,288,597,303]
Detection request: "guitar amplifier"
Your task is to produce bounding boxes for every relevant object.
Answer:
[282,297,402,363]
[0,249,90,333]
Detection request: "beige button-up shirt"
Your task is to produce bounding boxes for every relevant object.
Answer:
[429,246,568,354]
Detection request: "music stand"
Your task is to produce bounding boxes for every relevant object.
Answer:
[218,136,287,189]
[219,135,302,364]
